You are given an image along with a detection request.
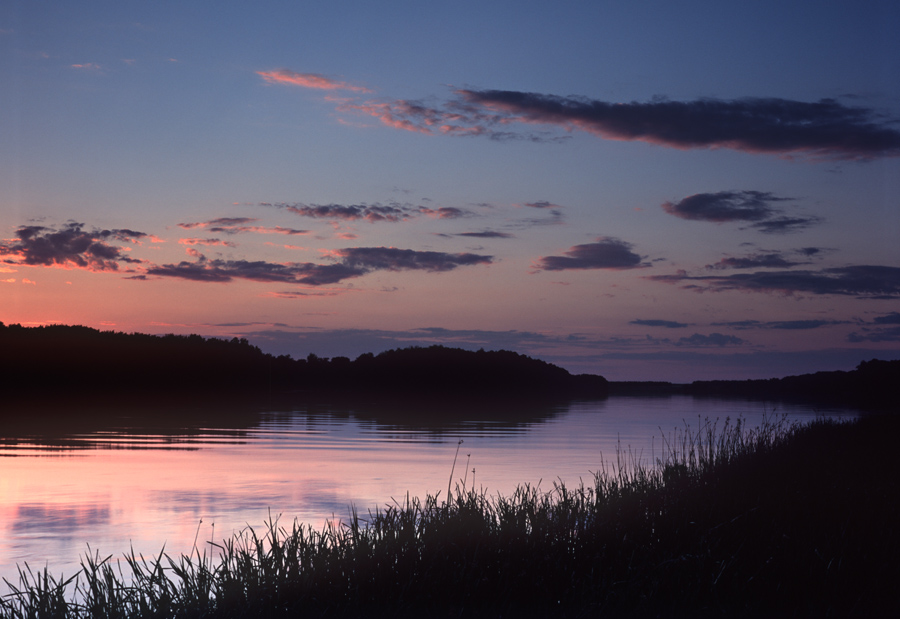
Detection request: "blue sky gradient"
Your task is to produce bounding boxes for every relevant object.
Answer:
[2,1,899,381]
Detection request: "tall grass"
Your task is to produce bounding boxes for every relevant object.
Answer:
[2,413,896,617]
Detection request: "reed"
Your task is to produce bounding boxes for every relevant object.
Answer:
[2,413,897,617]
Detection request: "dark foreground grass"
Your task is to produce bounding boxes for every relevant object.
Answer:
[3,413,898,618]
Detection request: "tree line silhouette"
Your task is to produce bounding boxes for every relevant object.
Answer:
[0,323,608,400]
[687,359,900,410]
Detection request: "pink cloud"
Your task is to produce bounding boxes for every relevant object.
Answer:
[340,101,434,134]
[257,69,371,93]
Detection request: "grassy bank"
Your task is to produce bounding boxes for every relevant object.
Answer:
[3,413,898,618]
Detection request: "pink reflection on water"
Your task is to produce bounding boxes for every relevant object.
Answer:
[0,397,854,588]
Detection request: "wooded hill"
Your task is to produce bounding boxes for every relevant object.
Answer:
[0,323,608,400]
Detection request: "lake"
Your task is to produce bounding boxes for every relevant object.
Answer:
[0,395,857,589]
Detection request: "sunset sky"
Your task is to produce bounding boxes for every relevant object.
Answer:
[2,1,899,381]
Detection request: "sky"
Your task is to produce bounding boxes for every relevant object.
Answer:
[2,1,899,382]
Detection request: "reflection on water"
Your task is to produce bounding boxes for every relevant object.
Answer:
[0,396,856,588]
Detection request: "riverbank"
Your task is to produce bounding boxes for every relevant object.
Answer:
[3,413,897,617]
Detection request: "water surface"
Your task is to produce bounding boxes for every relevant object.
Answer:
[0,395,855,587]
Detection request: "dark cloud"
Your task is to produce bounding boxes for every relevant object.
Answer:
[265,202,472,223]
[274,203,409,222]
[336,247,492,272]
[767,320,845,329]
[630,319,689,328]
[421,207,473,219]
[676,333,746,347]
[147,258,367,285]
[147,247,491,286]
[662,191,787,222]
[453,90,900,160]
[744,215,823,234]
[847,326,900,343]
[0,222,147,271]
[662,191,821,234]
[651,265,900,298]
[713,319,846,330]
[707,251,807,270]
[536,237,646,271]
[523,201,562,209]
[450,230,515,239]
[846,312,900,342]
[873,312,900,325]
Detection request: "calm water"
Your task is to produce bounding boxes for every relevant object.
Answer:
[0,396,857,588]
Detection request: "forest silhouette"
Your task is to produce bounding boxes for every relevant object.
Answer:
[0,322,608,401]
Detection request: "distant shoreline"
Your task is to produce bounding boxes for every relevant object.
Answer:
[608,358,899,411]
[2,322,897,412]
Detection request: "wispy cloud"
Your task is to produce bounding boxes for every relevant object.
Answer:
[265,202,473,223]
[846,312,900,342]
[441,230,515,239]
[520,201,563,210]
[675,333,746,347]
[847,327,900,343]
[631,319,690,328]
[0,223,146,272]
[535,237,647,271]
[178,217,309,236]
[744,215,823,234]
[707,251,807,270]
[179,238,237,248]
[179,217,257,229]
[712,319,848,330]
[257,69,371,93]
[651,265,900,298]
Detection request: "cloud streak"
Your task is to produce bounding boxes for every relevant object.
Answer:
[707,251,809,270]
[147,246,492,286]
[712,319,847,330]
[652,265,900,298]
[266,202,473,223]
[631,319,689,328]
[178,218,310,236]
[257,69,371,93]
